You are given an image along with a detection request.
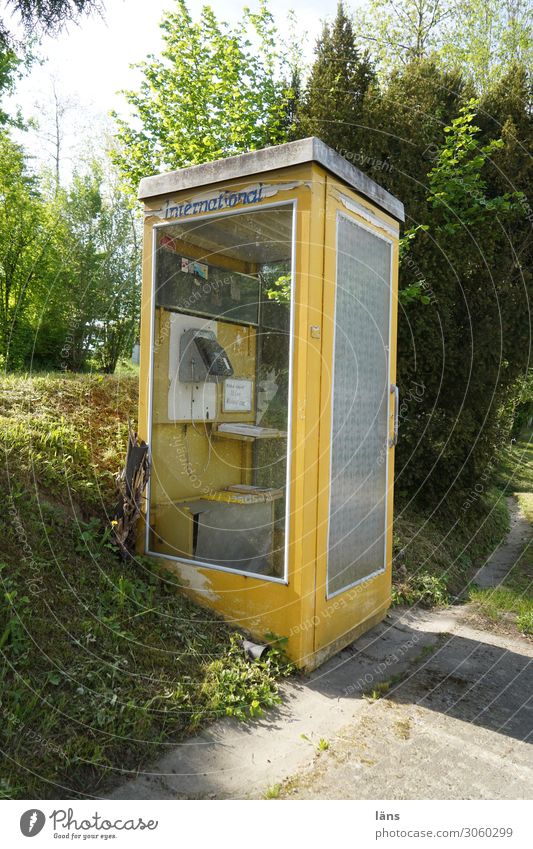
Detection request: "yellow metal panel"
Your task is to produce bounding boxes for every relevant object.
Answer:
[151,503,194,559]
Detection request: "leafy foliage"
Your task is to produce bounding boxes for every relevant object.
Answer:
[426,99,522,231]
[394,99,527,499]
[112,0,297,192]
[437,0,533,92]
[295,2,531,506]
[49,161,141,374]
[0,45,30,127]
[353,0,455,71]
[392,571,449,607]
[1,0,101,48]
[0,132,58,369]
[354,0,532,90]
[0,146,140,373]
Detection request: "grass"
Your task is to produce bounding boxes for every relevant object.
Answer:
[494,435,533,493]
[468,443,533,639]
[365,681,391,701]
[264,783,282,799]
[393,429,533,634]
[392,487,510,607]
[0,373,292,800]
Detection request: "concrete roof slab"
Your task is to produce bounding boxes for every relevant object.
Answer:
[138,137,404,223]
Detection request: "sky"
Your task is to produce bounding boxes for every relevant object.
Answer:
[3,0,343,177]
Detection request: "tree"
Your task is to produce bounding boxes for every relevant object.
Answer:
[304,47,530,504]
[439,0,533,92]
[57,167,104,370]
[297,2,375,153]
[92,172,141,374]
[0,133,59,369]
[0,43,31,128]
[24,157,140,373]
[6,153,141,375]
[354,0,533,89]
[1,1,102,48]
[112,0,297,191]
[336,58,468,217]
[353,0,454,72]
[33,79,79,188]
[43,159,140,373]
[395,98,529,500]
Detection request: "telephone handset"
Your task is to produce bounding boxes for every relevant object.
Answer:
[179,328,234,383]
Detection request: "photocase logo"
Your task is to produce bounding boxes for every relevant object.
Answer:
[20,809,46,837]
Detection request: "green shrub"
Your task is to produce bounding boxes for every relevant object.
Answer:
[392,571,449,607]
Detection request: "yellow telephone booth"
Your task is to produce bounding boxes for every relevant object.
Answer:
[137,138,403,670]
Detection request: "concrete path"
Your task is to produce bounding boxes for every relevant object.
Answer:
[109,498,533,800]
[473,496,532,588]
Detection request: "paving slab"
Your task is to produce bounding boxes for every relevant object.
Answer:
[281,696,532,800]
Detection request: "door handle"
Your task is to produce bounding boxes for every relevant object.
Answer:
[389,383,399,447]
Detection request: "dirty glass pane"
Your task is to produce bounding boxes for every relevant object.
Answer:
[327,214,391,596]
[149,206,293,580]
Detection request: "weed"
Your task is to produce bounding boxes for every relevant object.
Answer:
[366,681,390,701]
[300,733,330,752]
[201,634,292,721]
[392,572,449,607]
[264,783,282,799]
[394,718,412,740]
[516,610,533,635]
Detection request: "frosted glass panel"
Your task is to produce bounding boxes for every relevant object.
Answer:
[327,215,391,596]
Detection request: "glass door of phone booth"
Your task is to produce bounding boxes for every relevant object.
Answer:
[147,203,295,581]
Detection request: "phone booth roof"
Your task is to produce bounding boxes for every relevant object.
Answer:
[138,136,404,224]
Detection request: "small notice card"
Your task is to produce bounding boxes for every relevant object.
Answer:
[223,378,253,412]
